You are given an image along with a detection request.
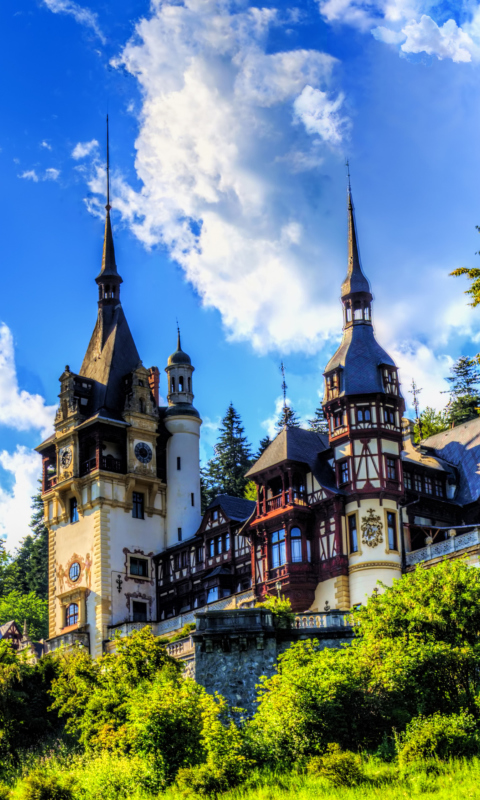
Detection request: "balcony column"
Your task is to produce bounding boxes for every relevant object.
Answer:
[287,469,293,503]
[94,431,101,471]
[262,482,267,515]
[281,473,286,507]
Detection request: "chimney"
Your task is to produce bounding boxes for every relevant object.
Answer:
[148,367,160,406]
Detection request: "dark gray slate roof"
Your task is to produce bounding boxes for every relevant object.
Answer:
[79,304,140,416]
[206,495,256,522]
[323,324,396,399]
[423,417,480,506]
[341,193,372,298]
[246,427,329,478]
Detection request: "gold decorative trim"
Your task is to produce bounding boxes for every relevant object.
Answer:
[349,561,401,574]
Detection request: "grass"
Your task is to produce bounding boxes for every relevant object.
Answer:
[4,753,480,799]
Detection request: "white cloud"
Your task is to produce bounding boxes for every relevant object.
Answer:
[0,447,42,551]
[0,323,56,439]
[19,170,39,182]
[318,0,480,63]
[41,0,105,43]
[401,16,478,63]
[72,139,99,159]
[40,140,52,150]
[18,168,60,183]
[77,0,347,353]
[293,85,348,145]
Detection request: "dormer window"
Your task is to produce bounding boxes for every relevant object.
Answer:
[334,412,343,428]
[383,368,398,394]
[346,305,352,322]
[363,307,370,320]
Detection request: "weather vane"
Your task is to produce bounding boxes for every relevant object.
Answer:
[345,157,351,192]
[280,361,287,410]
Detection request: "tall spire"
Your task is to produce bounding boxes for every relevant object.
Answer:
[341,164,371,300]
[96,115,122,285]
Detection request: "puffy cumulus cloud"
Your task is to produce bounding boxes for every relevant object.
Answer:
[401,16,478,62]
[72,139,99,159]
[0,323,56,439]
[41,0,105,43]
[77,0,349,354]
[318,0,480,63]
[19,170,39,182]
[45,168,60,181]
[0,447,42,551]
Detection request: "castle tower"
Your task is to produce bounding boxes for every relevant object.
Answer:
[322,182,405,606]
[164,330,202,548]
[36,123,165,657]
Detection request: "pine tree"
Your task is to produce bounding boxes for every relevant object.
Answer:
[414,407,449,443]
[276,404,300,431]
[202,404,253,507]
[5,483,48,599]
[308,406,328,434]
[256,435,272,459]
[445,356,480,427]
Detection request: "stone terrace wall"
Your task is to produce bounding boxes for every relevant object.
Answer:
[193,608,353,715]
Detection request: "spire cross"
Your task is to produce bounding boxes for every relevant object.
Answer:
[106,114,111,211]
[409,379,423,439]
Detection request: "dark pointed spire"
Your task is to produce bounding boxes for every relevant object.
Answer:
[341,166,371,300]
[96,115,123,285]
[168,324,192,366]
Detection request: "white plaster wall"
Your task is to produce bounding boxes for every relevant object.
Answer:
[310,576,337,611]
[165,414,202,549]
[350,566,401,606]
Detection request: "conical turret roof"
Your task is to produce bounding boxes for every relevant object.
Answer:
[340,189,371,298]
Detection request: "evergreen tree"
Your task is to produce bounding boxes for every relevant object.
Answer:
[3,483,48,599]
[256,435,272,459]
[202,404,252,507]
[276,404,300,431]
[414,407,449,443]
[445,357,480,427]
[308,406,329,434]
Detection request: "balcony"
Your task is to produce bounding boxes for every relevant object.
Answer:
[80,456,124,476]
[406,527,480,567]
[266,494,283,512]
[293,610,352,630]
[265,491,308,513]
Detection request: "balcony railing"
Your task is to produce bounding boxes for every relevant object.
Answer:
[80,456,124,476]
[294,611,353,630]
[166,635,195,660]
[266,494,283,512]
[81,457,97,476]
[265,492,308,513]
[46,475,58,489]
[406,527,480,566]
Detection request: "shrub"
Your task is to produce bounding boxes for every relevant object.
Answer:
[398,711,479,766]
[307,743,365,787]
[0,785,10,800]
[73,752,160,799]
[255,595,295,629]
[20,771,73,800]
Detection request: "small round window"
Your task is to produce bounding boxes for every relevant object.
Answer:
[69,562,80,582]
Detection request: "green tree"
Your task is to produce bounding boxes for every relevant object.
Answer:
[276,404,300,431]
[451,227,480,306]
[1,483,48,599]
[444,356,480,426]
[202,404,252,506]
[256,435,272,459]
[243,481,257,502]
[414,406,449,442]
[0,590,48,640]
[308,406,328,434]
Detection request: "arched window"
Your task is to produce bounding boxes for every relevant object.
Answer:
[66,603,78,627]
[171,377,175,392]
[354,305,363,320]
[357,409,364,422]
[105,284,110,298]
[290,527,302,562]
[112,287,116,298]
[188,377,191,392]
[346,306,352,322]
[364,408,371,421]
[179,376,184,392]
[363,306,370,320]
[139,398,146,413]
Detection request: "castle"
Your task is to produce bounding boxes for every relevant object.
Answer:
[36,170,480,657]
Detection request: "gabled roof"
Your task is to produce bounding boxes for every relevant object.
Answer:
[79,304,140,416]
[206,494,256,522]
[0,620,19,638]
[245,427,329,478]
[422,417,480,506]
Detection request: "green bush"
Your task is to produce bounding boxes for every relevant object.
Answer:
[398,711,479,766]
[306,743,365,787]
[20,771,73,800]
[72,752,159,799]
[0,784,11,800]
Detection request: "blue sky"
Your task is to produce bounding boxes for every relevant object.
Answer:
[2,0,480,548]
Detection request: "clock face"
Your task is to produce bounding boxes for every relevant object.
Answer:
[60,447,72,469]
[135,442,153,464]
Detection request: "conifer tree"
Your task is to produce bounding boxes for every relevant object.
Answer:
[256,435,272,459]
[308,406,328,434]
[445,356,480,427]
[276,404,300,431]
[202,404,252,507]
[4,483,48,599]
[414,407,449,443]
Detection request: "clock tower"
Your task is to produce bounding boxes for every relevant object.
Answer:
[36,133,171,656]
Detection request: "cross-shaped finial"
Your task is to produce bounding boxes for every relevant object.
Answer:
[345,158,351,192]
[409,379,423,439]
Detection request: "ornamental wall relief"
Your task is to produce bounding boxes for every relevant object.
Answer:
[361,509,383,548]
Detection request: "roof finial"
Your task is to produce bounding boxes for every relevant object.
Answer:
[176,318,181,350]
[409,379,423,440]
[280,361,287,412]
[345,157,351,194]
[106,114,111,211]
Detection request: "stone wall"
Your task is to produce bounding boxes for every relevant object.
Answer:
[192,608,353,716]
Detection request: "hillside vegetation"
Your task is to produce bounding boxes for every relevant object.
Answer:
[2,559,480,798]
